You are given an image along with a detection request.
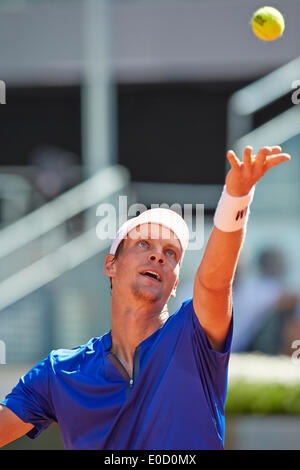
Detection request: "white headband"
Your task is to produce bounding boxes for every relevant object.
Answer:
[110,208,190,259]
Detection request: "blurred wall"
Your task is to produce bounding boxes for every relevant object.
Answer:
[0,0,299,86]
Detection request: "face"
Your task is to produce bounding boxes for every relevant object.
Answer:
[104,223,182,306]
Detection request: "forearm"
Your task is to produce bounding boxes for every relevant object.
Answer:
[196,225,246,290]
[193,224,246,351]
[196,181,252,290]
[0,404,33,447]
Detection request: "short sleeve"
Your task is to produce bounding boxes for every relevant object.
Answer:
[192,305,233,360]
[182,298,233,393]
[177,298,233,441]
[1,356,57,439]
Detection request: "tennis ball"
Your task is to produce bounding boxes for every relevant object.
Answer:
[251,6,285,41]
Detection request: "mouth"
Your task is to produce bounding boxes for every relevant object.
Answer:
[140,270,162,282]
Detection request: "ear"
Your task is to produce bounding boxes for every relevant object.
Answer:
[170,278,179,298]
[104,254,117,279]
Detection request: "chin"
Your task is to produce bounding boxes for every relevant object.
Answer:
[132,285,161,303]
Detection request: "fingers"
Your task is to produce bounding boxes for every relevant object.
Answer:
[243,146,253,171]
[265,153,291,171]
[227,150,241,170]
[255,146,273,174]
[269,145,282,154]
[256,146,290,173]
[255,146,282,159]
[227,146,291,175]
[252,145,285,174]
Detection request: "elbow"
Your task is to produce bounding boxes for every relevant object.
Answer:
[196,272,233,292]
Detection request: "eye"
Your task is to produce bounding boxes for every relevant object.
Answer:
[138,240,148,248]
[166,248,175,257]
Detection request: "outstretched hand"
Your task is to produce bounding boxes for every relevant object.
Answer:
[225,145,291,197]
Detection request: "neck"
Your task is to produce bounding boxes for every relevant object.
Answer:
[109,295,169,376]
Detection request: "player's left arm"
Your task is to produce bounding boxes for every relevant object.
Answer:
[193,145,291,352]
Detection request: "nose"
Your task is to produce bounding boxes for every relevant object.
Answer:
[148,251,165,265]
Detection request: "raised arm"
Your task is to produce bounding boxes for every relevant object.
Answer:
[193,145,291,351]
[0,404,34,447]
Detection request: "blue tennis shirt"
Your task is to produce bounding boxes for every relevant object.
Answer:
[1,298,233,450]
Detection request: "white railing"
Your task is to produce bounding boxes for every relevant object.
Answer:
[233,104,300,156]
[0,164,130,311]
[0,164,129,260]
[227,56,300,148]
[227,57,300,215]
[0,227,110,311]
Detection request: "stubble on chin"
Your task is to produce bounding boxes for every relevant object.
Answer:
[131,283,160,303]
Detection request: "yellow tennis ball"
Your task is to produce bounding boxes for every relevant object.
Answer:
[251,6,285,41]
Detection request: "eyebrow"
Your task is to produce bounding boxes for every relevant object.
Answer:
[140,238,182,259]
[164,242,181,254]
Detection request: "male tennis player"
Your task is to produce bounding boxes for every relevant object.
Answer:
[0,146,290,449]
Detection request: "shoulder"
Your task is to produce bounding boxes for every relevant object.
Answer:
[173,297,233,356]
[162,297,195,333]
[171,297,194,323]
[48,336,104,373]
[172,297,209,336]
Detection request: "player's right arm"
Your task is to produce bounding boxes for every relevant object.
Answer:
[0,404,34,447]
[193,146,291,352]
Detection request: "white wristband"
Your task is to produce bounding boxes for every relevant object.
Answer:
[213,185,255,232]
